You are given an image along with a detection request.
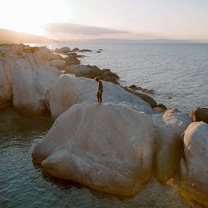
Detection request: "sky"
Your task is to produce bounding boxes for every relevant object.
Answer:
[0,0,208,41]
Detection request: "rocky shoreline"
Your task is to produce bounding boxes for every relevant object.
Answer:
[0,44,208,206]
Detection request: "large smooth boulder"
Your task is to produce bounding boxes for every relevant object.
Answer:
[0,44,29,108]
[48,75,153,118]
[180,122,208,206]
[152,109,191,182]
[11,49,61,115]
[191,106,208,123]
[0,44,62,114]
[32,103,156,195]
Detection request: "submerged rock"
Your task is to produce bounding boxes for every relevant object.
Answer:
[154,104,167,112]
[71,47,80,52]
[79,49,92,52]
[180,122,208,207]
[48,75,153,118]
[32,103,156,195]
[125,87,157,108]
[128,84,155,94]
[152,109,191,182]
[191,106,208,123]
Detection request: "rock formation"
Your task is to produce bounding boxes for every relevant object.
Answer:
[1,44,208,203]
[191,106,208,123]
[125,87,157,108]
[180,122,208,206]
[0,44,62,114]
[152,109,191,182]
[32,103,156,195]
[54,47,71,54]
[65,65,120,84]
[48,75,153,119]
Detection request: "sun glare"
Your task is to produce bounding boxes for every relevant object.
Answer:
[0,0,70,36]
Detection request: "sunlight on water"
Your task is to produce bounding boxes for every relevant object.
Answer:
[0,108,199,208]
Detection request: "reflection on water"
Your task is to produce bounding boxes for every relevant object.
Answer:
[0,108,197,208]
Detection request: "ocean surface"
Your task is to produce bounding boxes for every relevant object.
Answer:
[49,40,208,113]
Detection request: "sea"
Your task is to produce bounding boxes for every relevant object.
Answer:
[48,40,208,113]
[1,41,207,208]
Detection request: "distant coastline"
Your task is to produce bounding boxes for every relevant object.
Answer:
[0,28,56,44]
[1,26,208,45]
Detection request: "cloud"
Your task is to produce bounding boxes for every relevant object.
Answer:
[43,22,162,41]
[44,23,128,36]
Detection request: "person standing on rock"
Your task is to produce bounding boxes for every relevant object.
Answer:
[94,77,103,104]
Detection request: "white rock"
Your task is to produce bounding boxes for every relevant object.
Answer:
[151,109,191,182]
[32,103,156,195]
[11,49,61,114]
[0,44,63,113]
[180,122,208,205]
[48,74,153,118]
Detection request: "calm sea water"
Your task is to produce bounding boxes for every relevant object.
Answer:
[0,109,193,208]
[49,40,208,113]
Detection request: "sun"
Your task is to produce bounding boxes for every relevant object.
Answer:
[0,0,71,36]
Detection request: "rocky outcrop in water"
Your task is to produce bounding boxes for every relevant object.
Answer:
[54,47,71,54]
[32,103,193,196]
[71,47,93,53]
[191,106,208,123]
[48,75,153,119]
[180,122,208,206]
[125,87,157,108]
[32,103,155,195]
[65,65,120,84]
[129,84,155,94]
[152,109,191,182]
[64,53,81,66]
[0,44,62,114]
[0,44,153,116]
[1,44,208,205]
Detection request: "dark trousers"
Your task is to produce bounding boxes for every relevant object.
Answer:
[97,92,102,103]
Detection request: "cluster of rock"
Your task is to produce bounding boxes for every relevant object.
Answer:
[129,84,155,94]
[65,65,120,84]
[53,46,93,54]
[0,44,119,113]
[1,44,208,206]
[0,44,62,113]
[52,46,119,84]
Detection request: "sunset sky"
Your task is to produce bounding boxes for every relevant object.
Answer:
[0,0,208,41]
